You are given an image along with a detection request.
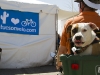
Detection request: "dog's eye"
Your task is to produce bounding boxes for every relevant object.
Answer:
[82,29,87,32]
[72,28,78,34]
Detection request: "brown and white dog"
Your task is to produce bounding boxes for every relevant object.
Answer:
[67,23,100,55]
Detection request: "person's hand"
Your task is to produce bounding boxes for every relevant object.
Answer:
[56,61,62,70]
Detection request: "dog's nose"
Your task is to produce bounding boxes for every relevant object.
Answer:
[75,36,81,40]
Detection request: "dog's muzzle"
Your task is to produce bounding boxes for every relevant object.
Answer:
[74,35,84,46]
[75,36,82,40]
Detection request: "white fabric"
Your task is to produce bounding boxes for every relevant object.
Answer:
[83,0,100,10]
[0,0,58,14]
[58,9,78,20]
[0,0,56,68]
[0,34,55,68]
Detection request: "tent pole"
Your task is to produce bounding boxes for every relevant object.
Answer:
[55,9,59,53]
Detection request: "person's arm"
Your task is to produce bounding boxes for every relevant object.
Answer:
[56,18,73,70]
[56,45,67,70]
[56,25,67,70]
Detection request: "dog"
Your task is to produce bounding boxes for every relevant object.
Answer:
[67,22,100,55]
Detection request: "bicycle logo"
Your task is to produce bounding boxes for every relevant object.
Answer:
[21,19,36,27]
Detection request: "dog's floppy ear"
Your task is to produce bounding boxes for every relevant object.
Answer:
[66,25,72,33]
[89,22,99,30]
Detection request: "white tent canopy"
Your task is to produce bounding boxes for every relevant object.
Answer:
[5,0,79,20]
[0,0,58,68]
[58,9,78,20]
[37,0,79,20]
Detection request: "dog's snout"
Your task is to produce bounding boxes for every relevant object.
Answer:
[75,36,81,40]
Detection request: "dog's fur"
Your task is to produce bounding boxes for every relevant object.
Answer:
[67,23,100,55]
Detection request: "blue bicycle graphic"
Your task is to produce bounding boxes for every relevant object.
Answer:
[21,19,36,27]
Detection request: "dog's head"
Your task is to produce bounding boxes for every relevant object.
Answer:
[67,23,99,47]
